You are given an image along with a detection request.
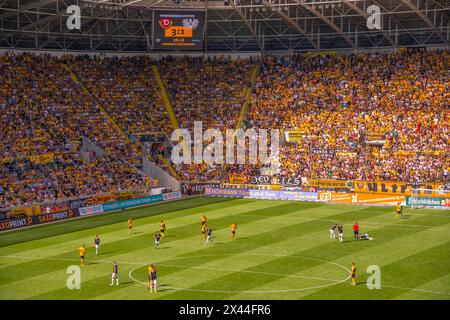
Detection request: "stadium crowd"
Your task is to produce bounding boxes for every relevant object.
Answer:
[159,55,254,132]
[0,154,147,208]
[0,53,151,208]
[158,55,256,180]
[247,49,449,182]
[0,53,134,160]
[71,55,171,136]
[0,49,448,208]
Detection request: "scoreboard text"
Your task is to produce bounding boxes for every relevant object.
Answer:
[153,11,205,50]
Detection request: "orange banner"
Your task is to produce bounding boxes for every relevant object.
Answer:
[228,174,248,184]
[319,191,405,205]
[318,192,354,203]
[351,193,406,205]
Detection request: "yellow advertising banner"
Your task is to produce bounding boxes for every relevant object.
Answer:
[304,51,337,56]
[421,151,442,156]
[393,151,442,157]
[353,193,406,205]
[354,180,445,196]
[308,179,351,189]
[228,174,248,184]
[222,183,277,190]
[336,152,357,157]
[29,153,54,164]
[1,157,14,163]
[394,151,414,156]
[25,205,42,217]
[287,130,306,142]
[318,192,354,203]
[319,192,406,206]
[366,133,385,141]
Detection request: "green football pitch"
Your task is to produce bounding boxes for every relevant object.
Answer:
[0,197,449,300]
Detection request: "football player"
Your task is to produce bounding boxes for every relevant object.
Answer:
[330,224,337,239]
[338,224,344,243]
[128,218,133,234]
[396,202,402,219]
[205,227,213,247]
[111,261,119,286]
[230,223,237,240]
[94,235,100,255]
[154,232,161,249]
[78,245,86,266]
[160,220,166,238]
[148,265,157,293]
[351,262,356,286]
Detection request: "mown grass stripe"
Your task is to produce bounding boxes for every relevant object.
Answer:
[1,203,330,292]
[0,199,448,300]
[0,199,283,265]
[19,202,332,299]
[0,197,232,247]
[159,215,449,299]
[269,222,450,300]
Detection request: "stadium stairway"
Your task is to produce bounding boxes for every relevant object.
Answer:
[236,64,260,129]
[159,154,180,180]
[151,65,180,131]
[62,63,132,144]
[221,64,260,175]
[150,64,183,180]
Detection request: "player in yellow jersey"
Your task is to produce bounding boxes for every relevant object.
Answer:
[147,265,157,293]
[201,215,207,226]
[351,262,356,285]
[128,218,133,234]
[230,223,237,240]
[201,223,207,240]
[78,245,86,266]
[395,202,402,219]
[160,220,166,238]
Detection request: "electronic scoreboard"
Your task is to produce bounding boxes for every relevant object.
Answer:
[153,11,205,50]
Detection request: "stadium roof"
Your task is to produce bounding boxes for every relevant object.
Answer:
[0,0,448,52]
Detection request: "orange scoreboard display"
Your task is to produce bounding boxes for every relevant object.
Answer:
[153,11,205,50]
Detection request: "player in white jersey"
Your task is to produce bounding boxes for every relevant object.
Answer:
[205,227,213,247]
[154,232,161,249]
[111,261,119,286]
[94,235,100,255]
[338,224,344,243]
[330,224,337,239]
[359,233,374,241]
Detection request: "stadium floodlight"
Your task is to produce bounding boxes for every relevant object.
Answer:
[409,188,450,210]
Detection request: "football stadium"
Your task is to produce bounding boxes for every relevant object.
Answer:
[0,0,449,304]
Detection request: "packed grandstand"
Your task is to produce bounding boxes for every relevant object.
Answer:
[0,49,449,211]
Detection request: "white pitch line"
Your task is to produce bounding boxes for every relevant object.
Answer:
[1,254,448,296]
[380,285,450,296]
[127,253,352,294]
[0,254,344,282]
[127,265,350,294]
[0,253,350,293]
